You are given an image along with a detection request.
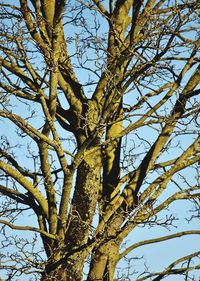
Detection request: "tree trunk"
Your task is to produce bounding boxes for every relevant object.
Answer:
[41,252,85,281]
[41,145,102,281]
[87,241,119,281]
[66,149,101,248]
[41,267,67,281]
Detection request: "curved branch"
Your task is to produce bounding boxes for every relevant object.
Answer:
[0,184,28,204]
[0,161,48,217]
[137,251,200,281]
[0,110,56,147]
[92,0,110,18]
[0,148,37,180]
[0,81,73,132]
[119,231,200,260]
[0,56,39,92]
[0,219,56,240]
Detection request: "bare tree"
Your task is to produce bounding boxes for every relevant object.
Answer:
[0,0,200,280]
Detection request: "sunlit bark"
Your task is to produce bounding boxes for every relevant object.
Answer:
[0,0,199,280]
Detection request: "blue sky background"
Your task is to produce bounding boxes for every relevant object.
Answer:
[0,0,200,280]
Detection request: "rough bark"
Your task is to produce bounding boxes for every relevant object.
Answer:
[87,241,119,281]
[41,252,86,281]
[0,1,200,280]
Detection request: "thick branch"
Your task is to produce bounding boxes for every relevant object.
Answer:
[0,110,56,147]
[119,231,200,260]
[0,161,48,217]
[0,220,56,240]
[137,251,200,281]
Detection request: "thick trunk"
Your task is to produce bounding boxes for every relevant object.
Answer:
[41,267,67,281]
[41,252,85,281]
[41,144,102,280]
[66,149,101,248]
[87,211,123,281]
[87,241,119,281]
